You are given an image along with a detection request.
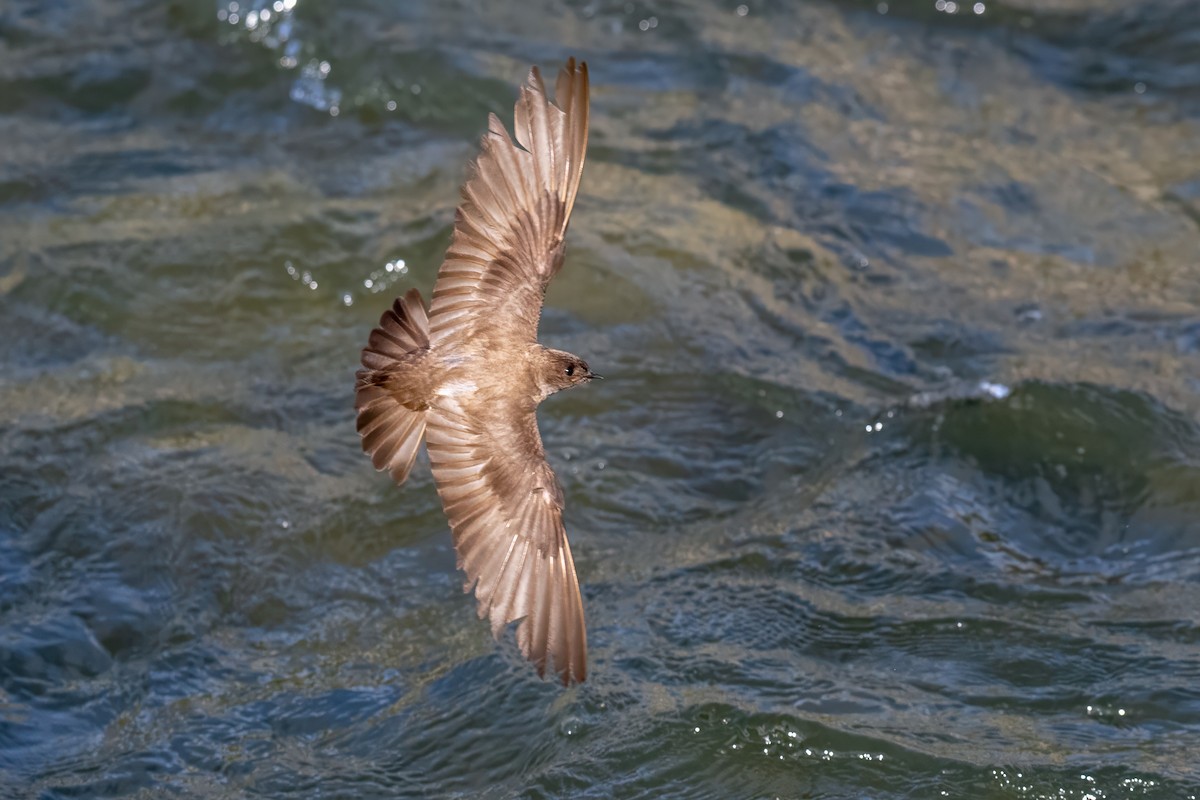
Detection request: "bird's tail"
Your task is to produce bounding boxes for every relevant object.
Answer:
[355,288,431,486]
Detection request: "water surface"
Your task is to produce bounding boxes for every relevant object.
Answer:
[2,0,1200,797]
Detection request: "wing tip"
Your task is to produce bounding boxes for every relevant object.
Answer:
[552,57,589,108]
[523,64,547,105]
[529,540,588,686]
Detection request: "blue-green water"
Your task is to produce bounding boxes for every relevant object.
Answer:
[2,0,1200,797]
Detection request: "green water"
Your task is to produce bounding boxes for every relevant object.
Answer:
[2,0,1199,797]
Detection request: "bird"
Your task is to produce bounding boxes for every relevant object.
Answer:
[354,58,595,685]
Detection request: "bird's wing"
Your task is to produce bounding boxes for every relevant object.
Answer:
[428,58,589,347]
[425,396,587,684]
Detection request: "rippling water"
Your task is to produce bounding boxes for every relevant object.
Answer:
[2,0,1200,797]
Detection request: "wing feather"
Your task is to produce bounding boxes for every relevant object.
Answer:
[429,59,589,348]
[425,401,587,684]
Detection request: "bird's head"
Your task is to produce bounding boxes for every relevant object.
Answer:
[538,348,601,398]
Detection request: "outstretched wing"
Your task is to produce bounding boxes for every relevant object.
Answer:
[425,398,587,684]
[428,58,589,348]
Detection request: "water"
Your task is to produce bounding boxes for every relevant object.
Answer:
[2,0,1199,796]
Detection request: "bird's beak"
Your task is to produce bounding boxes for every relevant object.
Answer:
[588,372,604,381]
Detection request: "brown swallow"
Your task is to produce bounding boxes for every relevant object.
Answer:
[355,59,594,684]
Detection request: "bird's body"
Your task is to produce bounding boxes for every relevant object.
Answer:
[355,59,594,684]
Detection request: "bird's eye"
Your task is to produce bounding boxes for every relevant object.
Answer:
[565,365,575,377]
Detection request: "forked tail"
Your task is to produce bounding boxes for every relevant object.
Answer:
[355,288,431,486]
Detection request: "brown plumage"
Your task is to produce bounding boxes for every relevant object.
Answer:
[355,59,595,685]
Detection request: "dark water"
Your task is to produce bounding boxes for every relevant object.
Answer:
[2,0,1200,796]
